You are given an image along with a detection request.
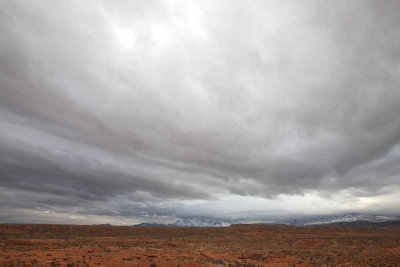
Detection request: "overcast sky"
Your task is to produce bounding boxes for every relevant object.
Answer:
[1,0,400,225]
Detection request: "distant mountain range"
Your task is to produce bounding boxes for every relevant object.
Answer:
[283,213,400,226]
[131,213,400,227]
[134,216,239,227]
[174,216,239,227]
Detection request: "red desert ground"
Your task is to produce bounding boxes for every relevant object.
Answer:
[1,223,400,266]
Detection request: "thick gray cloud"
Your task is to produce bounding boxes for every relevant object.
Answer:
[1,0,400,223]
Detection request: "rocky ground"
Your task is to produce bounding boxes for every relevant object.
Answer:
[1,223,400,266]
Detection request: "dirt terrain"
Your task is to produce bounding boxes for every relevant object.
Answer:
[1,223,400,266]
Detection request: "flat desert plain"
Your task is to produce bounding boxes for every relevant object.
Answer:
[1,223,400,266]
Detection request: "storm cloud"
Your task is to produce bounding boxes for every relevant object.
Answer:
[1,0,400,224]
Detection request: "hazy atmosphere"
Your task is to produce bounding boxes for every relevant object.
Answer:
[1,0,400,225]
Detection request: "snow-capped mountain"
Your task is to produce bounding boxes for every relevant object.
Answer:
[173,216,237,227]
[286,213,400,226]
[134,216,238,227]
[134,213,400,227]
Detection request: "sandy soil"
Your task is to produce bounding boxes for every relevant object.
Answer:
[1,223,400,266]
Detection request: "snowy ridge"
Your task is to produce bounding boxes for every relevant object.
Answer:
[173,216,237,227]
[134,216,238,227]
[134,213,400,227]
[286,213,400,226]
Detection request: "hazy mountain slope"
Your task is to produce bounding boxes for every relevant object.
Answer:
[134,216,238,227]
[285,213,400,226]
